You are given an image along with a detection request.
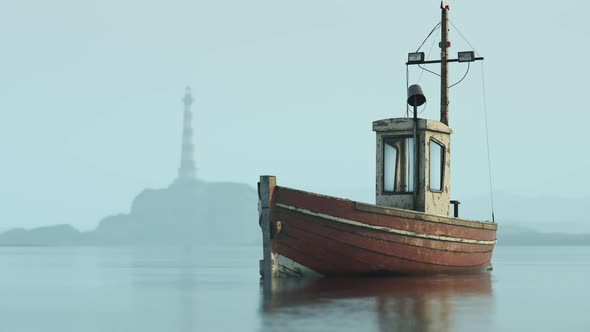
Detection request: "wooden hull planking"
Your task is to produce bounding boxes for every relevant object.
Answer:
[261,185,497,277]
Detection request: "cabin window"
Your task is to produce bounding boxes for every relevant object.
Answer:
[383,137,414,193]
[429,139,444,191]
[383,143,397,192]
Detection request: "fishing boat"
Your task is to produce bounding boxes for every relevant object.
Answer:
[258,4,497,278]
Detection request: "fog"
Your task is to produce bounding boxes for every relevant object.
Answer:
[1,0,588,233]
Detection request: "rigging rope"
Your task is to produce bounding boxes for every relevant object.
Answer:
[480,61,496,223]
[418,27,440,82]
[408,22,441,118]
[449,62,470,88]
[409,19,497,225]
[418,63,440,78]
[448,17,496,223]
[415,22,441,53]
[448,19,481,56]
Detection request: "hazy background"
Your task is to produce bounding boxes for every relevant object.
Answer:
[1,0,588,233]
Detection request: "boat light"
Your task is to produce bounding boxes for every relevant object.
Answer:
[458,51,475,62]
[407,84,426,107]
[439,41,451,48]
[407,52,425,64]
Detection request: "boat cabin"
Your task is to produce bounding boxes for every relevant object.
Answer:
[373,117,451,217]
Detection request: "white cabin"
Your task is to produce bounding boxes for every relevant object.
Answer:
[373,118,452,216]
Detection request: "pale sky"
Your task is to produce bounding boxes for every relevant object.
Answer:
[1,0,588,231]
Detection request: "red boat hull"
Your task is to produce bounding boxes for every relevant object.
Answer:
[262,186,497,277]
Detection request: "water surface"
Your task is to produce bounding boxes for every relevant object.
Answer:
[0,246,588,331]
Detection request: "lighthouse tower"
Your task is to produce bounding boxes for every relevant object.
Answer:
[177,86,197,181]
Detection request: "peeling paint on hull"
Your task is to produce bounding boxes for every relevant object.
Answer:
[265,186,497,277]
[274,254,324,278]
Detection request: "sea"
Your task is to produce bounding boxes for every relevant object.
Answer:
[0,245,588,332]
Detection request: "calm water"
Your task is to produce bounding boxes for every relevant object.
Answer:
[0,245,589,332]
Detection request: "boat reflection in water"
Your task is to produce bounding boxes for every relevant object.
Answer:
[260,273,493,332]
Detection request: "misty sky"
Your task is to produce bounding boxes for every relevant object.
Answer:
[1,0,589,231]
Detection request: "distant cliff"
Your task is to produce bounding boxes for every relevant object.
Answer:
[0,180,261,246]
[0,224,85,246]
[498,225,590,246]
[2,183,590,246]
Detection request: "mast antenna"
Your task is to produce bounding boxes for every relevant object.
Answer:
[406,3,483,124]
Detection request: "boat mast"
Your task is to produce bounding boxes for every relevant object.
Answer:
[440,3,449,125]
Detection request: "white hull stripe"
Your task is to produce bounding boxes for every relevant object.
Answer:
[275,203,496,245]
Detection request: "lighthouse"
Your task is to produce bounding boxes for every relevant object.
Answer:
[177,86,197,181]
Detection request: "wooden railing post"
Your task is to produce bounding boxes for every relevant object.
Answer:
[259,175,276,280]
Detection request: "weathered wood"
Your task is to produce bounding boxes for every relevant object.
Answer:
[440,5,449,125]
[373,117,453,216]
[270,186,497,276]
[372,118,452,134]
[259,175,276,280]
[355,202,497,230]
